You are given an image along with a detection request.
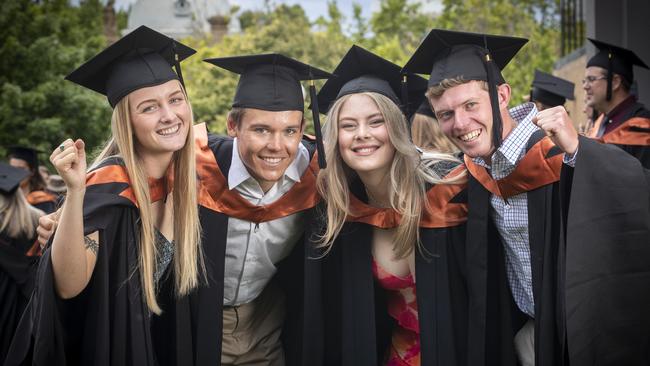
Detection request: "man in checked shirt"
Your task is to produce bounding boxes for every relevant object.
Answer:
[403,29,650,366]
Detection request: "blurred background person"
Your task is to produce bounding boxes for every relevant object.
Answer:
[0,162,43,364]
[8,147,57,214]
[529,69,575,112]
[410,101,458,154]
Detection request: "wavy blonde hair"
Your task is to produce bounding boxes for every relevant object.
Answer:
[0,188,43,239]
[92,83,204,314]
[317,92,465,259]
[410,112,459,154]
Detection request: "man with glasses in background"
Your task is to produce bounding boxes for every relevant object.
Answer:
[584,38,650,167]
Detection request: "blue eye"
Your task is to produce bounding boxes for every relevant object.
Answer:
[438,111,452,121]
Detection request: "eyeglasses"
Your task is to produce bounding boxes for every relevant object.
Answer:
[581,76,607,86]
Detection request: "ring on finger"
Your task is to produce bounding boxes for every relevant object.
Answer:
[59,144,65,152]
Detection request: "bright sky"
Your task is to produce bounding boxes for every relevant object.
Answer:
[114,0,379,23]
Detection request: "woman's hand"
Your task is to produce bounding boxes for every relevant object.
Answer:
[50,139,87,194]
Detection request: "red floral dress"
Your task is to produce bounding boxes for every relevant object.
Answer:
[372,259,420,366]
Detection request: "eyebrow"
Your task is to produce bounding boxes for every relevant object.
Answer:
[247,123,301,130]
[436,98,478,114]
[339,112,383,121]
[135,89,184,110]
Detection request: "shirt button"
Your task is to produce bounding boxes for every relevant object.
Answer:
[505,204,510,210]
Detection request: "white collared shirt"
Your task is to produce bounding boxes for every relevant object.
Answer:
[223,138,310,306]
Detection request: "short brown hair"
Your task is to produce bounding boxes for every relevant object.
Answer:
[425,78,489,99]
[227,107,247,128]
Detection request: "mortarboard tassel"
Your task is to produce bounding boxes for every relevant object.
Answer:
[606,51,613,101]
[172,41,186,89]
[400,74,412,131]
[484,51,503,149]
[309,80,327,169]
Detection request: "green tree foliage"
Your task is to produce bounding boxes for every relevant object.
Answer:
[0,0,111,161]
[183,3,351,133]
[1,0,560,146]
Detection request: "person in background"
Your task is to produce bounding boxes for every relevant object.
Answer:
[8,146,57,213]
[529,69,575,111]
[411,100,459,153]
[584,38,650,167]
[0,162,43,364]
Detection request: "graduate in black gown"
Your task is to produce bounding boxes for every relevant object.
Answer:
[5,26,205,366]
[529,70,575,111]
[157,54,331,366]
[8,147,57,214]
[584,39,650,168]
[305,45,470,366]
[403,28,650,366]
[0,163,43,364]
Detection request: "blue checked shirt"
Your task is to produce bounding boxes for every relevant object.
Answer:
[472,103,577,317]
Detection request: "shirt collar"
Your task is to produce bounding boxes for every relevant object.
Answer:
[606,95,637,125]
[228,138,310,190]
[473,102,539,168]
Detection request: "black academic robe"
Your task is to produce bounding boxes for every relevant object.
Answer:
[26,191,57,214]
[304,167,470,366]
[0,233,38,365]
[157,124,322,366]
[5,157,172,366]
[598,102,650,168]
[463,130,650,366]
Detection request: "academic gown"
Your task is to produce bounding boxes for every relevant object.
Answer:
[5,157,172,366]
[304,165,470,366]
[26,191,57,214]
[595,103,650,168]
[0,233,39,365]
[154,123,322,366]
[463,130,650,366]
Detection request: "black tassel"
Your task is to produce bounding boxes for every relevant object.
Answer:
[606,51,613,101]
[400,74,412,131]
[172,42,185,89]
[309,81,327,169]
[484,51,503,149]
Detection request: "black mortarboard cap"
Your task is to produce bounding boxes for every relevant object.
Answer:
[8,146,40,169]
[317,45,428,121]
[530,69,575,107]
[65,25,195,108]
[204,54,333,168]
[0,162,30,194]
[587,38,649,101]
[402,29,528,148]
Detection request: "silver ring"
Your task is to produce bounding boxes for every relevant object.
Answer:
[59,144,65,152]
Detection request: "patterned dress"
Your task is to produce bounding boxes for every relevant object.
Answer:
[372,259,420,366]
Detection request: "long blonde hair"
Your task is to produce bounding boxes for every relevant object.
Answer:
[92,84,204,314]
[317,92,465,259]
[0,189,43,239]
[410,113,459,154]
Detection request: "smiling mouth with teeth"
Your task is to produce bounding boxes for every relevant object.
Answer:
[157,124,181,136]
[352,146,379,153]
[261,157,283,164]
[459,129,481,142]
